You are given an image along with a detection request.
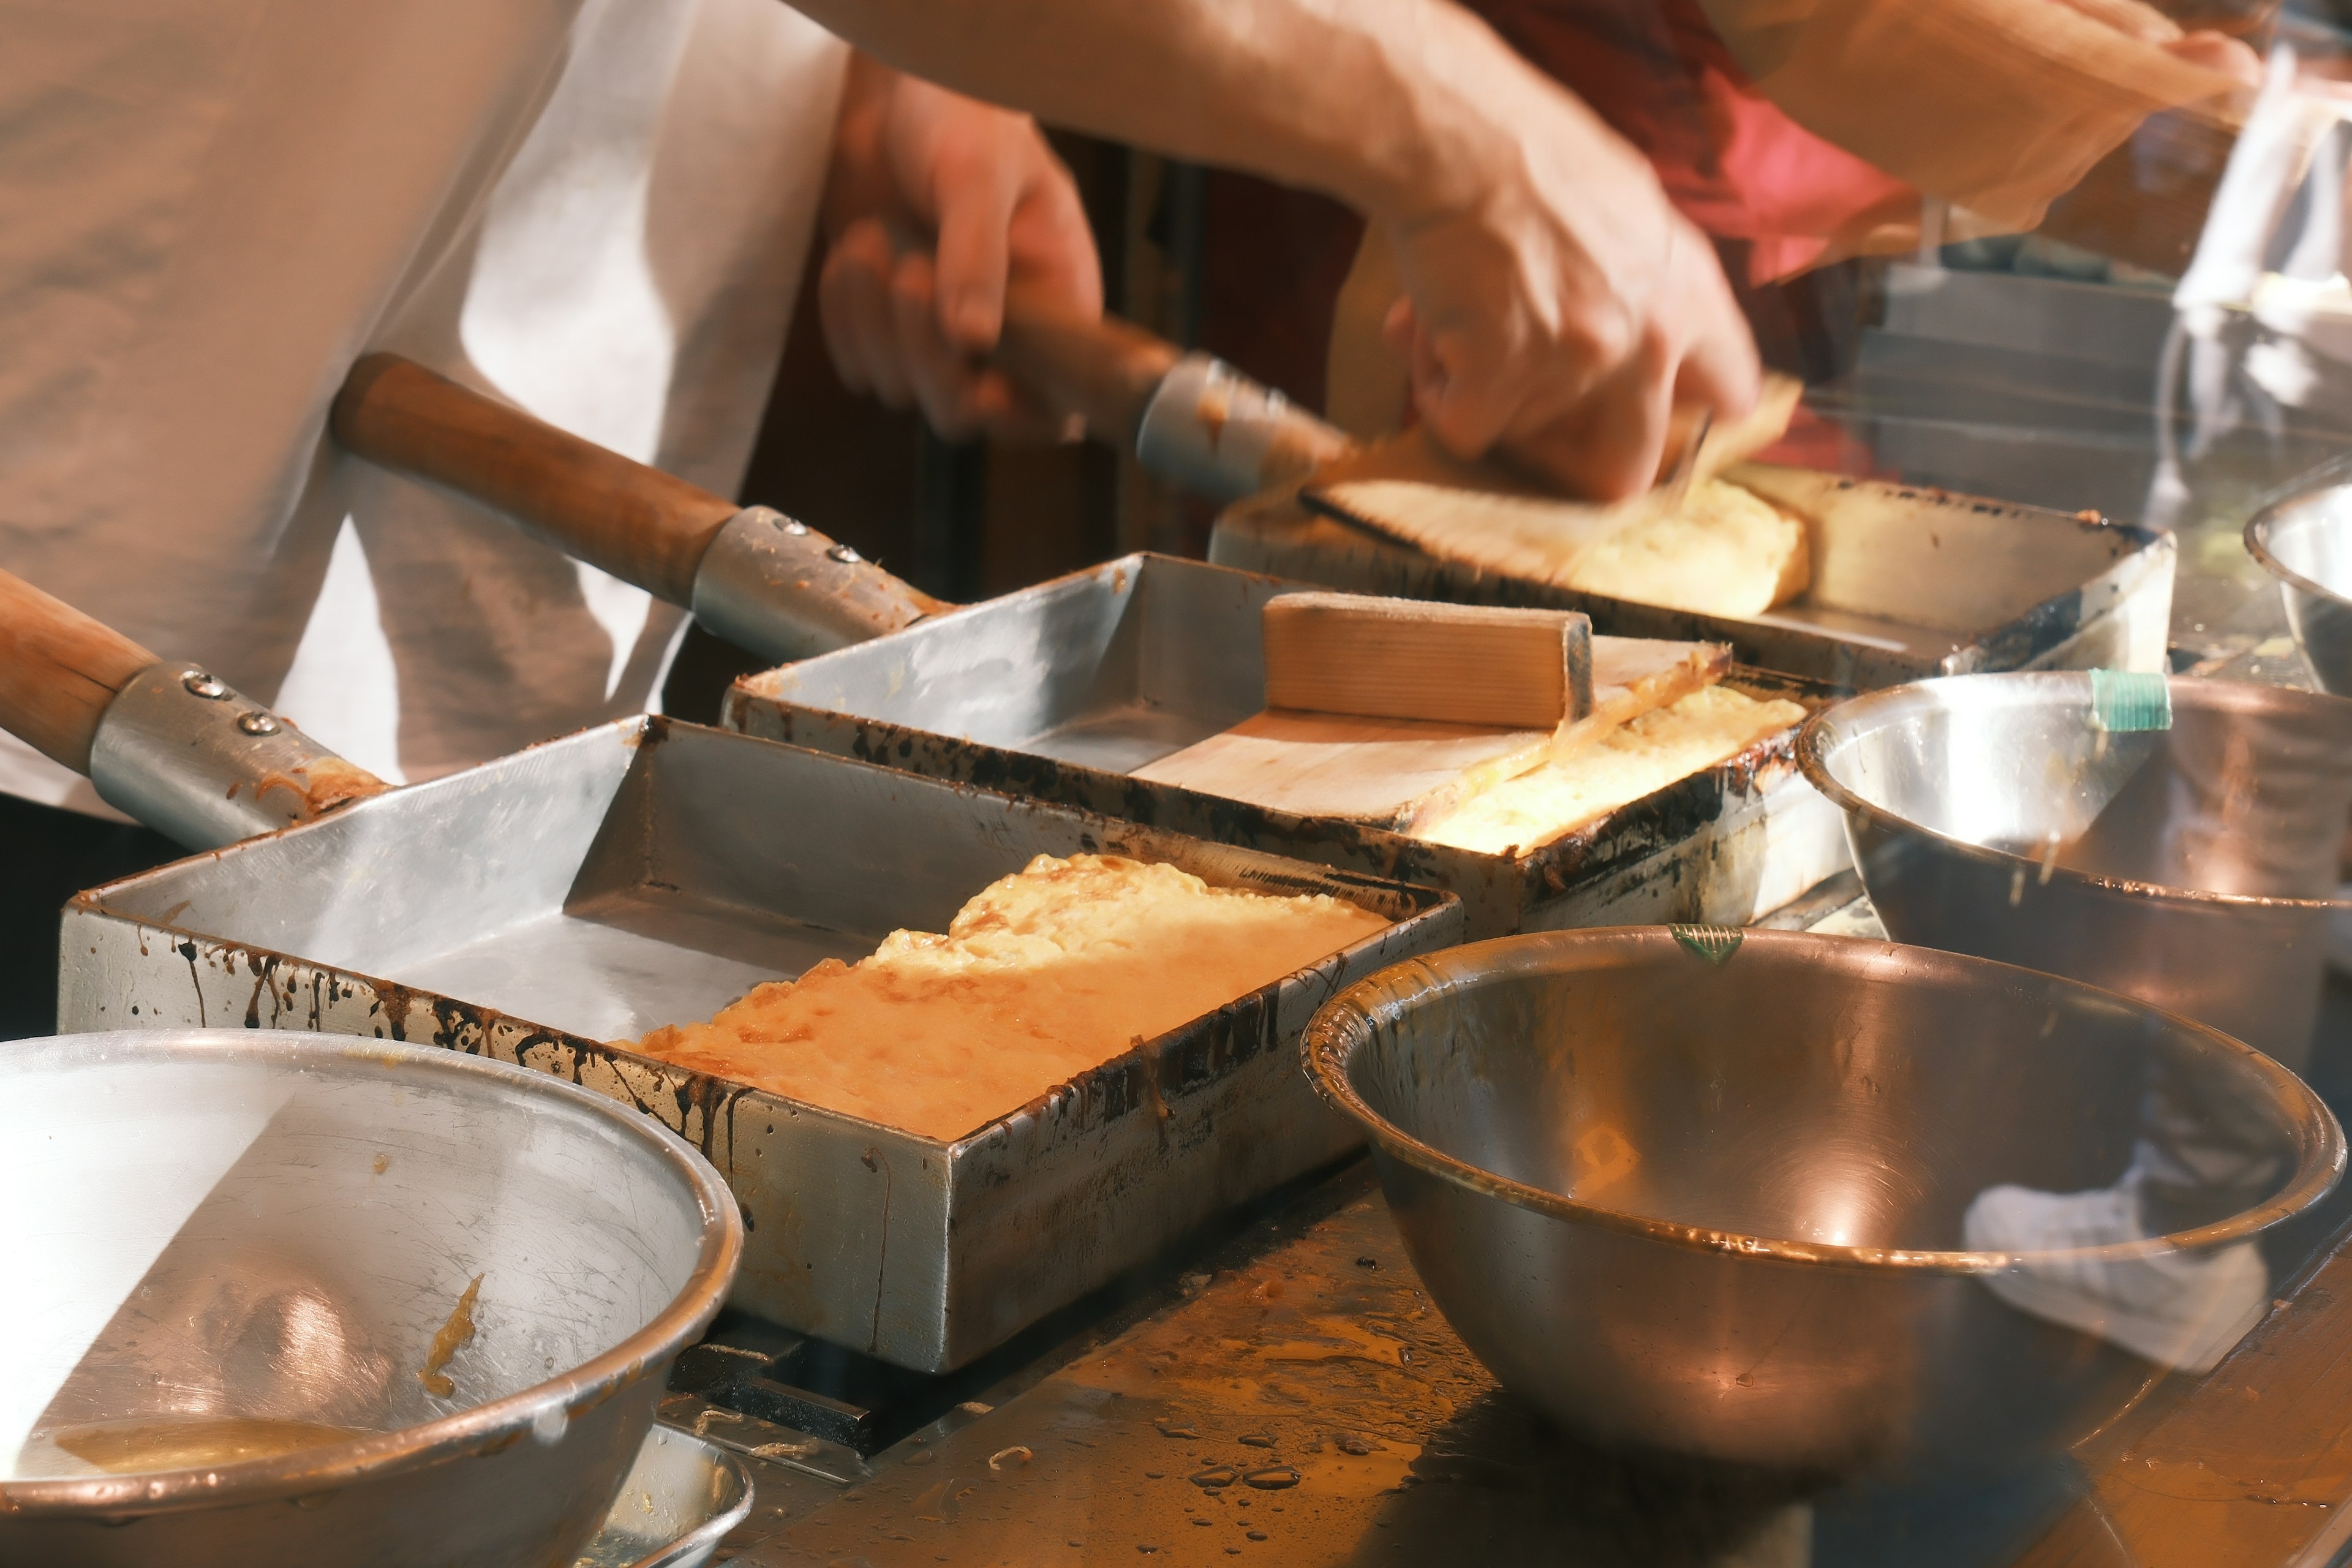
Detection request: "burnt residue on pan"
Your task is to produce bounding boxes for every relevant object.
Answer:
[238,757,392,826]
[736,671,1816,938]
[64,786,1457,1370]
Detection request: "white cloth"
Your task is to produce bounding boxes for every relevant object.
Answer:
[0,0,848,813]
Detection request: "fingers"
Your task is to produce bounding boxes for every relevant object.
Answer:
[1392,205,1763,500]
[822,223,1069,442]
[2163,30,2263,86]
[1497,330,1675,500]
[1005,152,1106,318]
[929,140,1019,353]
[893,251,1049,440]
[820,218,916,409]
[1662,231,1762,426]
[835,72,1104,439]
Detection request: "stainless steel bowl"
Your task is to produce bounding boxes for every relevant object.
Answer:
[0,1030,743,1567]
[575,1426,753,1568]
[1798,673,2352,1069]
[2247,469,2352,695]
[1303,930,2342,1475]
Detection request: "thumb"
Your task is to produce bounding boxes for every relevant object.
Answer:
[930,138,1021,353]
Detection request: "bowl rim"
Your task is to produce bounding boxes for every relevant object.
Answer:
[1795,671,2352,914]
[603,1427,756,1567]
[0,1028,745,1517]
[1302,928,2346,1273]
[2245,463,2352,611]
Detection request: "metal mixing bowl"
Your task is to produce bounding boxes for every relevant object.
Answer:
[2247,467,2352,695]
[1303,930,2342,1476]
[0,1030,742,1567]
[1798,672,2352,1069]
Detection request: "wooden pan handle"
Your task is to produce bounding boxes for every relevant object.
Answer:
[332,355,737,606]
[993,285,1180,447]
[0,569,159,774]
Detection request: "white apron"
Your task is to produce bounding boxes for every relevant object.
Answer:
[0,0,848,814]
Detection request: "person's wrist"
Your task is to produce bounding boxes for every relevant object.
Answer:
[1326,8,1537,227]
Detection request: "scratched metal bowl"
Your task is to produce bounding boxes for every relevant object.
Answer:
[1799,673,2352,1070]
[0,1030,742,1567]
[2247,468,2352,696]
[1303,930,2340,1476]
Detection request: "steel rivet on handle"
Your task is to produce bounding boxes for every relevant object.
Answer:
[825,543,862,565]
[183,671,229,700]
[236,711,282,736]
[775,517,810,536]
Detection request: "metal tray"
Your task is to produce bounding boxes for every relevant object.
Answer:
[723,554,1849,939]
[56,718,1459,1374]
[1210,463,2177,688]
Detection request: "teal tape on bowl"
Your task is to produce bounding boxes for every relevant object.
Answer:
[2089,669,2171,734]
[1669,925,1743,965]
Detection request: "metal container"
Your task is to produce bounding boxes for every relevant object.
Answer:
[1210,464,2176,687]
[573,1427,752,1568]
[0,1030,741,1567]
[1302,930,2343,1475]
[1798,673,2352,1070]
[59,718,1458,1373]
[2246,467,2352,695]
[725,553,1849,939]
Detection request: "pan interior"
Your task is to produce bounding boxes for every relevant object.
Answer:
[752,556,1275,775]
[83,718,1389,1049]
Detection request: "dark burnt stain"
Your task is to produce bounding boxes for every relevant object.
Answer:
[372,982,417,1042]
[676,1074,756,1162]
[865,1145,894,1354]
[745,695,1809,940]
[177,940,206,1025]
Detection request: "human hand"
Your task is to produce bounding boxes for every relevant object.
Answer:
[1373,63,1761,500]
[2044,0,2263,84]
[819,55,1103,441]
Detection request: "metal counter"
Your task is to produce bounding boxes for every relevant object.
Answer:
[674,900,2352,1568]
[669,372,2352,1566]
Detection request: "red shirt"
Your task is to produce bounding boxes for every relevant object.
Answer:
[1468,0,1917,282]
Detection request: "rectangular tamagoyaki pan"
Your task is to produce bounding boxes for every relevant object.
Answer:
[322,351,1850,943]
[722,552,1852,941]
[1207,464,2178,690]
[54,714,1460,1374]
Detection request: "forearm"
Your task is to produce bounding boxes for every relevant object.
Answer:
[788,0,1624,225]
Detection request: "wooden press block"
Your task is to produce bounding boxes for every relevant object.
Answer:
[1134,586,1732,826]
[1260,591,1594,730]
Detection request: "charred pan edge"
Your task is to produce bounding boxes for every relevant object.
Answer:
[1234,478,2171,690]
[68,870,1441,1153]
[65,850,1460,1371]
[1796,674,2352,913]
[726,667,1824,940]
[0,1030,741,1519]
[1300,930,2345,1275]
